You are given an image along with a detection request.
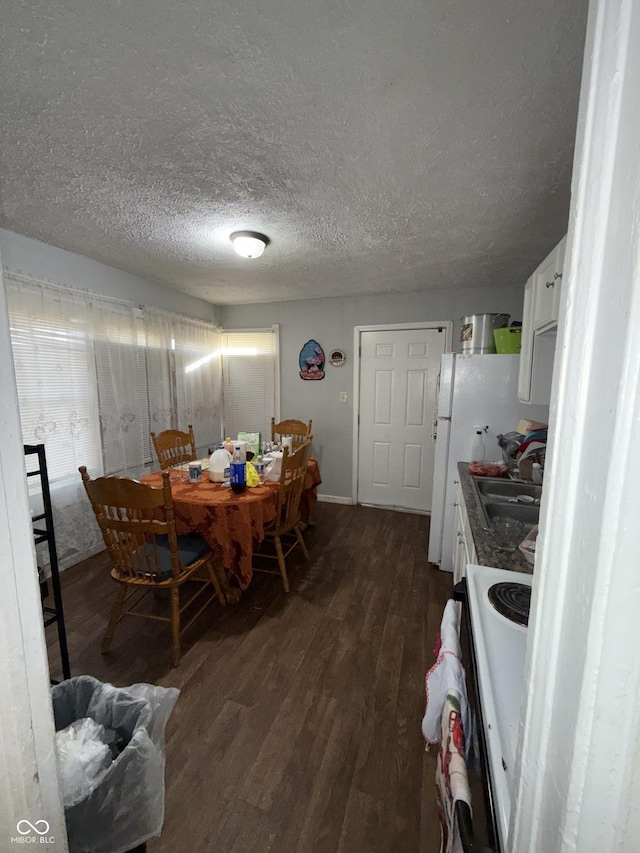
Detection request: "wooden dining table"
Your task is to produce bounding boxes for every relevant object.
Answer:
[140,457,321,600]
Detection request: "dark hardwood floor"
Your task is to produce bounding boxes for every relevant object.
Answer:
[46,502,452,852]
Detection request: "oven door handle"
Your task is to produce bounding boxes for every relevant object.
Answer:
[453,578,467,603]
[456,801,495,852]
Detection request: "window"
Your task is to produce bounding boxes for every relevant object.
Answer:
[7,276,102,483]
[5,274,224,570]
[221,327,279,444]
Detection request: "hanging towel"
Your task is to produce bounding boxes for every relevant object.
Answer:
[422,600,471,758]
[435,689,473,853]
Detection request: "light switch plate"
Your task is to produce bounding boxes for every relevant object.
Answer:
[339,391,348,403]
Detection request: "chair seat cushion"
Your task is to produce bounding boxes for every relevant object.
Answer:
[138,533,211,577]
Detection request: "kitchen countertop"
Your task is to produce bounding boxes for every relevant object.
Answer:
[457,461,535,574]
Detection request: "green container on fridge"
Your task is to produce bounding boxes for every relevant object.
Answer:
[493,326,522,354]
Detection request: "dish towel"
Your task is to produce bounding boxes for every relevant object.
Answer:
[435,688,472,853]
[422,599,471,758]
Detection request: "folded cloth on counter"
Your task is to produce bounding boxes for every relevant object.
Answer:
[435,689,472,853]
[422,600,471,759]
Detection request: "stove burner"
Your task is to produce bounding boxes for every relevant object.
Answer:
[487,582,531,626]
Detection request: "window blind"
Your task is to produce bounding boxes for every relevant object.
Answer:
[221,328,278,444]
[7,279,101,483]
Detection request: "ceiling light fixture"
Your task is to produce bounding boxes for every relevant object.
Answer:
[230,231,269,259]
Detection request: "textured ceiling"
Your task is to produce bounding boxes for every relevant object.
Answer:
[0,1,588,305]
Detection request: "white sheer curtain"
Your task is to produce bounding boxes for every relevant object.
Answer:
[93,300,148,478]
[141,308,174,445]
[143,308,222,457]
[173,315,222,455]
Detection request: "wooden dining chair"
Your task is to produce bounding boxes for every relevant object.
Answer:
[150,425,197,470]
[270,418,312,448]
[253,440,312,592]
[79,465,225,667]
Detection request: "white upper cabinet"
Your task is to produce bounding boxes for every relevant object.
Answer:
[518,275,536,404]
[518,235,566,405]
[532,235,566,330]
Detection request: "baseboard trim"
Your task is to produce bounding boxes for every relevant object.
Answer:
[317,494,355,505]
[359,502,430,516]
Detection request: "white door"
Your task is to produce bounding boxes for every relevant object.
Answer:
[357,327,446,512]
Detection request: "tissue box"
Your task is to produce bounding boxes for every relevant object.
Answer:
[238,432,260,458]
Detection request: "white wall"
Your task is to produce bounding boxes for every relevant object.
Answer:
[0,254,68,849]
[0,229,218,323]
[513,0,640,849]
[220,283,528,498]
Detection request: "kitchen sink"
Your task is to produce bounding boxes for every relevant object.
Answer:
[473,478,542,501]
[484,502,540,526]
[470,475,541,531]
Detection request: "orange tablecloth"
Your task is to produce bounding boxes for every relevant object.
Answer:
[300,456,322,525]
[141,457,321,590]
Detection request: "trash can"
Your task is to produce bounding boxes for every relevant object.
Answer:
[52,676,179,853]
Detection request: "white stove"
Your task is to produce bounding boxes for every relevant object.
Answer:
[465,563,533,851]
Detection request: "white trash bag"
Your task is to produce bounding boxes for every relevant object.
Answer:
[264,450,283,483]
[56,717,112,808]
[52,675,179,853]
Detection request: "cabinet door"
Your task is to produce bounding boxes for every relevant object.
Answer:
[518,276,535,403]
[452,496,471,583]
[453,519,468,584]
[532,244,561,329]
[532,237,565,329]
[551,235,566,321]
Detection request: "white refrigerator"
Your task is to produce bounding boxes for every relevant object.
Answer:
[428,353,550,573]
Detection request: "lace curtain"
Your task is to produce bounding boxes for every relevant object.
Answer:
[93,301,148,478]
[142,309,174,439]
[142,308,222,456]
[6,276,133,569]
[6,275,222,571]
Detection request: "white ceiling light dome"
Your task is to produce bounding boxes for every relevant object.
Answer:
[230,231,269,259]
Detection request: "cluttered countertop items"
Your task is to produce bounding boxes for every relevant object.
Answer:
[458,462,538,574]
[460,418,547,573]
[496,418,547,482]
[469,418,547,483]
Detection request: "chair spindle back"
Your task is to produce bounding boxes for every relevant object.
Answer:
[270,418,313,449]
[273,440,312,533]
[79,467,183,580]
[150,425,197,470]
